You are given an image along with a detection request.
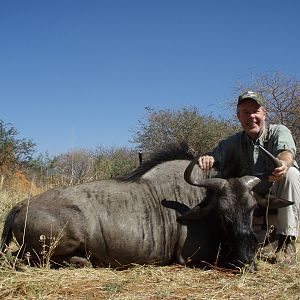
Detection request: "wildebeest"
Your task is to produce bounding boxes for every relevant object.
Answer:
[0,143,292,271]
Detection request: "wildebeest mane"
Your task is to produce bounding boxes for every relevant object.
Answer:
[118,142,195,182]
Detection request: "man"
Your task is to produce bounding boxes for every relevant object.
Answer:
[198,91,300,264]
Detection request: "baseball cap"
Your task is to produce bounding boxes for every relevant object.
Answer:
[237,91,265,107]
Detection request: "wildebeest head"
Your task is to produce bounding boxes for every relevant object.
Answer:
[180,154,293,271]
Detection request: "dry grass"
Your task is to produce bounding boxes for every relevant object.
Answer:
[0,187,300,299]
[0,262,299,299]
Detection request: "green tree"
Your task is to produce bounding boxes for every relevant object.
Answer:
[29,152,59,187]
[94,146,138,179]
[30,146,139,187]
[49,149,96,185]
[0,119,35,176]
[132,107,239,155]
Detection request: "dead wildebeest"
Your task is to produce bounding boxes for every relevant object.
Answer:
[0,143,292,271]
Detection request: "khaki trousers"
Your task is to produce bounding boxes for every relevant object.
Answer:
[271,167,300,237]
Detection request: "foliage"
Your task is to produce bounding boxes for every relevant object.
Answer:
[132,106,239,155]
[27,147,139,187]
[50,149,96,186]
[0,120,35,176]
[28,152,57,188]
[94,146,138,179]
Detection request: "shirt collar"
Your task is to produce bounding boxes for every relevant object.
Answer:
[243,126,267,145]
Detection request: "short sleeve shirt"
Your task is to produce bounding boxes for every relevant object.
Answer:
[210,124,298,195]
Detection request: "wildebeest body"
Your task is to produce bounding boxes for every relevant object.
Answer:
[6,160,212,267]
[1,143,291,270]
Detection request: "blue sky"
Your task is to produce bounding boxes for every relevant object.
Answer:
[1,1,300,157]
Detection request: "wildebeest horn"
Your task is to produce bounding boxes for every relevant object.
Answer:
[240,176,261,190]
[184,153,200,185]
[258,145,282,168]
[184,154,227,192]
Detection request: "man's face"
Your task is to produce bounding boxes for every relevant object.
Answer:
[237,99,266,140]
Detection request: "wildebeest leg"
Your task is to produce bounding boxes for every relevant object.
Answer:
[175,225,187,264]
[161,199,190,264]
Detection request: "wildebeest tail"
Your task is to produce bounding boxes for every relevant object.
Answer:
[0,205,21,252]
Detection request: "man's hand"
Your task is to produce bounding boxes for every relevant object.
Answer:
[268,150,294,182]
[268,159,289,182]
[198,155,215,170]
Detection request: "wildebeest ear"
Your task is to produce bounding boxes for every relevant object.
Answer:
[255,193,294,209]
[161,199,190,215]
[176,201,216,223]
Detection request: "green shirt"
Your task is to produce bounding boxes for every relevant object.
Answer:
[210,124,298,195]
